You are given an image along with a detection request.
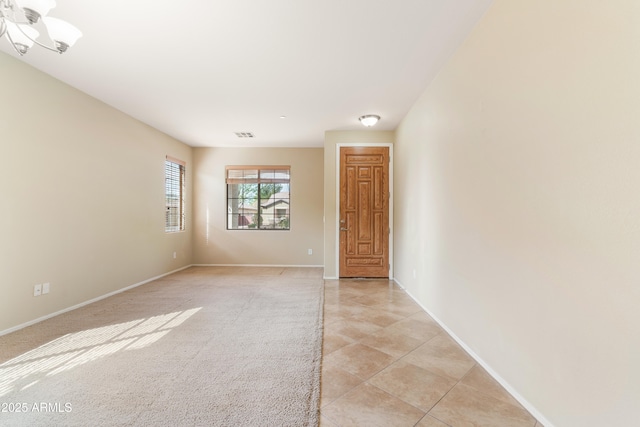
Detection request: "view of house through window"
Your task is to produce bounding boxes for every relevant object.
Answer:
[165,157,185,232]
[226,166,290,230]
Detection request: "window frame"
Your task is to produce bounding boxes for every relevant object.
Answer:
[226,165,291,231]
[165,156,186,233]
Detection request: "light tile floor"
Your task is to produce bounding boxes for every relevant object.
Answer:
[320,279,544,427]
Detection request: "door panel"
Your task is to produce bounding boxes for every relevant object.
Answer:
[339,146,389,278]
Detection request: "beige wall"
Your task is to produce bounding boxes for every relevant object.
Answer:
[394,1,640,426]
[0,53,193,333]
[193,147,323,266]
[323,130,395,278]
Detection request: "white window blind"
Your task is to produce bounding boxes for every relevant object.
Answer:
[165,157,185,232]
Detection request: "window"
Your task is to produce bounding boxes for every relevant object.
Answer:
[165,156,185,232]
[226,166,290,230]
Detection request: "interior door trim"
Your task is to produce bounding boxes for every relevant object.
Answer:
[335,142,394,279]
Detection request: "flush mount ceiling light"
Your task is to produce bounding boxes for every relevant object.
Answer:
[0,0,82,56]
[359,115,380,127]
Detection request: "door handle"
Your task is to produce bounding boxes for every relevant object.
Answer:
[340,227,349,231]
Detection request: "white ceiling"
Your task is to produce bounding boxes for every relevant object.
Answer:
[2,0,492,148]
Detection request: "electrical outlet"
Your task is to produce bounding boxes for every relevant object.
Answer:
[173,252,177,259]
[34,284,42,297]
[43,283,50,294]
[308,249,312,255]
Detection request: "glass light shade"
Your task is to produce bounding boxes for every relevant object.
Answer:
[5,21,39,48]
[43,17,82,47]
[14,0,56,18]
[359,115,380,127]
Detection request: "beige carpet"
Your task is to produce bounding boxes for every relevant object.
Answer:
[0,266,324,426]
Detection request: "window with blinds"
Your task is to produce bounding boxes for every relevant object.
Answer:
[226,166,290,230]
[165,157,185,232]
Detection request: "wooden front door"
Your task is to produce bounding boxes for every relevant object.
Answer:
[339,146,389,278]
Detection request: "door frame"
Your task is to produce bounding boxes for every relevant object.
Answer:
[335,142,394,279]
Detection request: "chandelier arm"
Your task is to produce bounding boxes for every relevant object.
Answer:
[4,26,25,55]
[13,21,61,53]
[29,36,61,53]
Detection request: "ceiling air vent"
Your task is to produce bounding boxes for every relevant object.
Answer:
[234,132,255,138]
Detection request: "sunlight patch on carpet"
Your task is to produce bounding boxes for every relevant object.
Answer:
[0,308,202,397]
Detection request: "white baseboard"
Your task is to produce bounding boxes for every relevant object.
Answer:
[393,278,554,427]
[0,265,193,337]
[192,264,324,268]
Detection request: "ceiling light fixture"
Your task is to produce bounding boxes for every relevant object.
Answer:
[0,0,82,56]
[359,115,380,127]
